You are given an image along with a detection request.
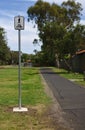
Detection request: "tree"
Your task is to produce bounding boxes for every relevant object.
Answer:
[73,24,85,50]
[0,27,10,65]
[61,0,82,27]
[21,53,29,62]
[27,0,83,67]
[10,51,18,65]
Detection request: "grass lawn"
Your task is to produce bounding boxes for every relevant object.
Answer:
[0,67,51,130]
[52,67,85,87]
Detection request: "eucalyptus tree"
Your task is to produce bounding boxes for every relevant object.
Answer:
[27,0,83,66]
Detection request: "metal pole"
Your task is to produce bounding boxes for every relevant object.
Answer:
[18,29,21,109]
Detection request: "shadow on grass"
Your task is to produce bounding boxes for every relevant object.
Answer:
[40,67,68,75]
[27,72,39,75]
[55,71,69,75]
[40,68,56,74]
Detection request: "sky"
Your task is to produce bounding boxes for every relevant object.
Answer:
[0,0,85,54]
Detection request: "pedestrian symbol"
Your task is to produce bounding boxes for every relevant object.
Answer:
[14,16,24,30]
[18,18,20,23]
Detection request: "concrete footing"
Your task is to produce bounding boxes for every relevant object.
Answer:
[13,107,28,112]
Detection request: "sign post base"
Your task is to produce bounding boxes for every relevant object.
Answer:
[13,107,28,112]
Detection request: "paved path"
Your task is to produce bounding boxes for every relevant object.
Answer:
[40,68,85,130]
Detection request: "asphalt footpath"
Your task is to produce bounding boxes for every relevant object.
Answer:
[40,67,85,130]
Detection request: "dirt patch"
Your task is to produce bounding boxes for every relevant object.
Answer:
[40,73,74,130]
[3,101,73,129]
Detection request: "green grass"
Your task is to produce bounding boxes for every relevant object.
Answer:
[52,67,85,86]
[0,67,51,130]
[0,67,50,106]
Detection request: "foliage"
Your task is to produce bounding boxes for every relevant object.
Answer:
[61,0,82,26]
[0,27,10,65]
[21,53,29,62]
[10,51,18,65]
[73,24,85,50]
[9,51,34,65]
[27,0,84,67]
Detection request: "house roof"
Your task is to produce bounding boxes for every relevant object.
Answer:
[76,50,85,55]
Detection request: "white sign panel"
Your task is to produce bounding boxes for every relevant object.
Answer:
[14,16,24,30]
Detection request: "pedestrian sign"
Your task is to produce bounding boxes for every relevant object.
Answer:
[14,16,24,30]
[13,15,28,112]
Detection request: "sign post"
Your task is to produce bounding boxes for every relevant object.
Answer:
[13,16,28,112]
[18,29,21,109]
